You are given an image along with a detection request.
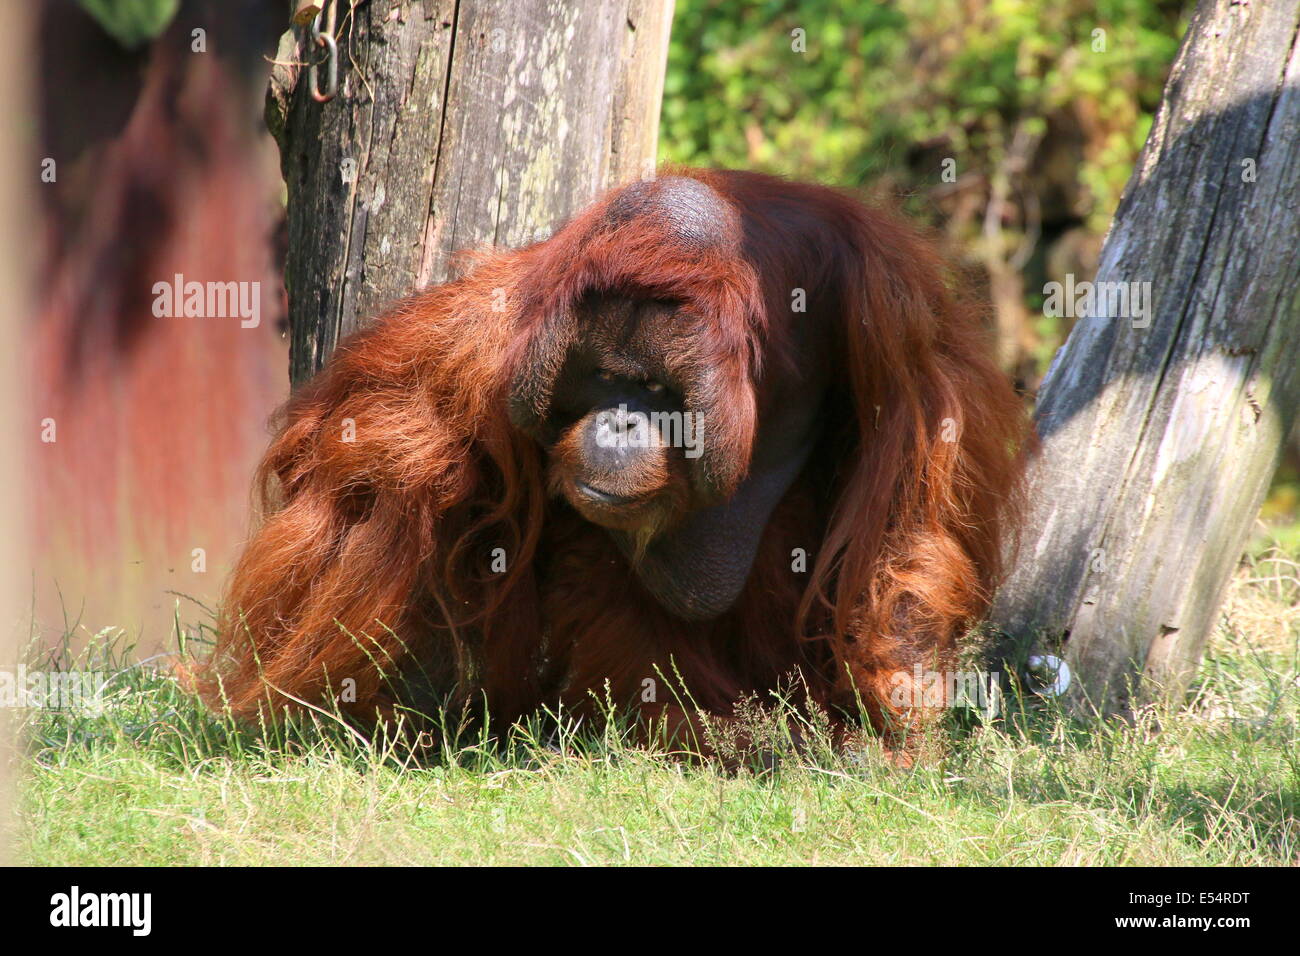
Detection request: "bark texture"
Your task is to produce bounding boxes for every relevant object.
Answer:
[270,0,674,384]
[992,0,1300,714]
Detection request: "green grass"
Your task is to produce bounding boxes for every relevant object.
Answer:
[12,549,1300,866]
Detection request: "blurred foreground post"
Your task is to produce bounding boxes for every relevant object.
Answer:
[992,0,1300,714]
[270,0,675,385]
[0,3,34,864]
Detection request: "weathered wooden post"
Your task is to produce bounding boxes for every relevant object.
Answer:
[0,0,34,865]
[992,0,1300,714]
[268,0,675,384]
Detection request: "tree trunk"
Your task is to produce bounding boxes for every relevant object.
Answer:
[0,0,34,865]
[268,0,674,385]
[991,0,1300,715]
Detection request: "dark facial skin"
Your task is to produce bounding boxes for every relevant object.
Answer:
[508,175,830,621]
[543,297,697,539]
[519,293,826,621]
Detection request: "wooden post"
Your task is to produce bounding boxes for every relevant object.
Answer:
[268,0,674,385]
[0,0,33,866]
[991,0,1300,715]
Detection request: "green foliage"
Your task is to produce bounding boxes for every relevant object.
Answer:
[76,0,180,50]
[662,1,909,184]
[662,0,1185,233]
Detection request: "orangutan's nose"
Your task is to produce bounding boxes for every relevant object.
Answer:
[582,403,656,474]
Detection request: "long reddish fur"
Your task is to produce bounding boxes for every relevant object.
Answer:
[201,168,1026,749]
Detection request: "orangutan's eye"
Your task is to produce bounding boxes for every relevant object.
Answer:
[596,368,617,383]
[644,380,666,395]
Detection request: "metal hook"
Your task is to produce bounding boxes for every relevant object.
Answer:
[1024,654,1072,698]
[309,10,338,103]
